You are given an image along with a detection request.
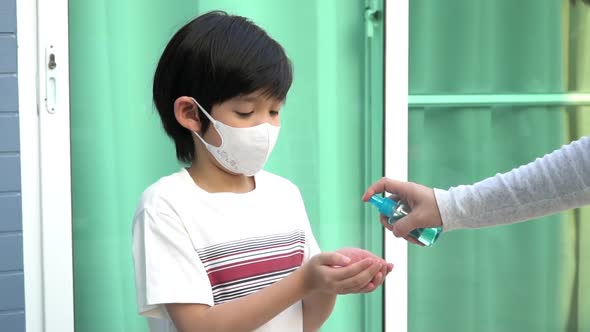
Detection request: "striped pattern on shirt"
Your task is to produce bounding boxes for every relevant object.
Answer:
[196,230,306,304]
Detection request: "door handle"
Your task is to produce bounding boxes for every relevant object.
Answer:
[45,45,58,114]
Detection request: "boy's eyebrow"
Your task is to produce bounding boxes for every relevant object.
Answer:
[235,95,286,106]
[235,95,259,102]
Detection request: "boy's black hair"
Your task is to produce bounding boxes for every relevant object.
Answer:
[153,11,293,163]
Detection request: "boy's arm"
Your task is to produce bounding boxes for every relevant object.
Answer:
[167,268,307,332]
[166,256,381,332]
[302,293,336,332]
[302,260,387,332]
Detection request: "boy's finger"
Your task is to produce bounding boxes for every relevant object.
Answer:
[357,282,377,293]
[387,263,394,273]
[318,252,351,266]
[338,262,382,292]
[331,258,375,280]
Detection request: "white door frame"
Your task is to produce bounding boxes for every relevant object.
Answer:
[17,0,75,330]
[17,0,43,329]
[384,1,409,332]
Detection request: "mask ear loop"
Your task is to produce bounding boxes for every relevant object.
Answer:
[190,97,215,123]
[189,97,223,148]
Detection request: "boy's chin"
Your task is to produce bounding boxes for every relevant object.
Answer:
[215,163,251,177]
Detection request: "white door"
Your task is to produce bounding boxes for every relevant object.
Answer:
[17,0,75,330]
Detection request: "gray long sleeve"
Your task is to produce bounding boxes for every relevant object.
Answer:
[434,136,590,231]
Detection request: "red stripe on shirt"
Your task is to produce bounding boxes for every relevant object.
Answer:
[207,250,304,286]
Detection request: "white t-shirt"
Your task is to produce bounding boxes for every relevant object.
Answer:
[132,168,321,332]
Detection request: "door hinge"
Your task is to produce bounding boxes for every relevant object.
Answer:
[365,7,381,38]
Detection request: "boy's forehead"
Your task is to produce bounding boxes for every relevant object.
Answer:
[233,92,284,105]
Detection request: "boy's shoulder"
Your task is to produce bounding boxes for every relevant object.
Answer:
[257,170,301,194]
[136,169,190,211]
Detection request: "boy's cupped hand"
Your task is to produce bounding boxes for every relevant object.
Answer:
[300,248,393,295]
[334,247,393,287]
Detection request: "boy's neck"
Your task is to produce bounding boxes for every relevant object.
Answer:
[187,158,256,194]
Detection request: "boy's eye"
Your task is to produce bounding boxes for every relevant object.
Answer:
[270,111,280,116]
[235,111,253,118]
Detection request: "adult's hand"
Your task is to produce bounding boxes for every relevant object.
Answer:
[362,177,443,241]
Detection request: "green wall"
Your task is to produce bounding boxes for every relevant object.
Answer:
[69,0,384,331]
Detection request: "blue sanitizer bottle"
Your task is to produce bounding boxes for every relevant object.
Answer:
[368,195,442,246]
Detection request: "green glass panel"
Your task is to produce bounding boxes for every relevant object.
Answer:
[409,0,563,94]
[408,1,590,331]
[408,106,567,331]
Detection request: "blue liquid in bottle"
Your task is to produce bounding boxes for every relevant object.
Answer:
[368,195,442,246]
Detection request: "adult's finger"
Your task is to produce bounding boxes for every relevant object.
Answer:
[403,234,424,246]
[391,214,419,238]
[362,177,411,202]
[380,215,394,232]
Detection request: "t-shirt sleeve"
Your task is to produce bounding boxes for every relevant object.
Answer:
[304,224,321,262]
[292,188,321,261]
[132,206,214,319]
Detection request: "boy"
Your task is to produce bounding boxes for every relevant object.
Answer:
[132,11,391,332]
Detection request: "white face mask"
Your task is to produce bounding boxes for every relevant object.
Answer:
[190,98,280,176]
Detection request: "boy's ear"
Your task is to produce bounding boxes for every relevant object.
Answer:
[174,96,202,133]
